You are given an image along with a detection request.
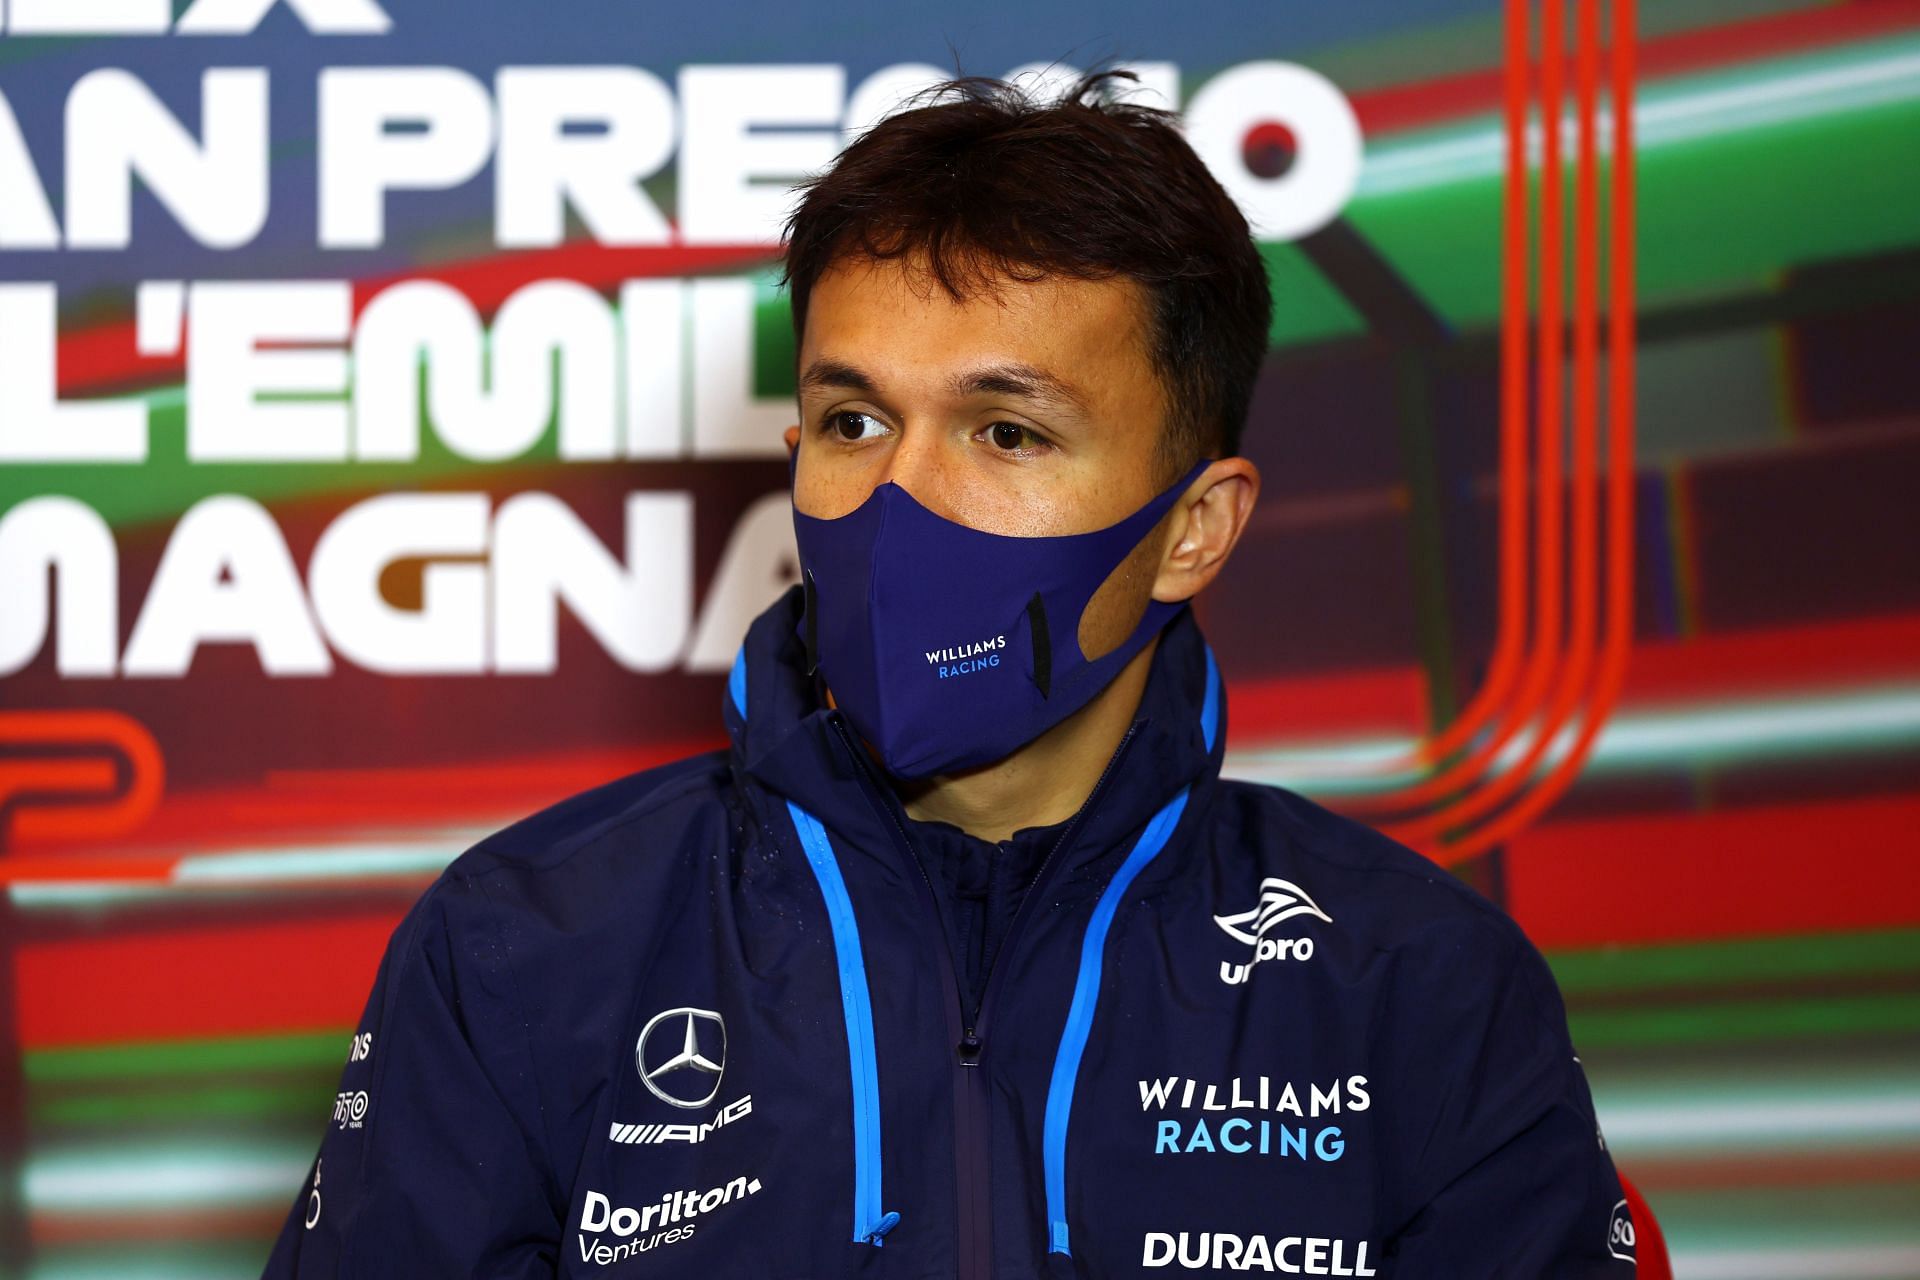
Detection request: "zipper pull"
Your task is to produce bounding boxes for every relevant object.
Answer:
[866,1210,902,1244]
[957,1028,982,1067]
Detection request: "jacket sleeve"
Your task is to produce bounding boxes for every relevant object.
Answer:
[259,868,563,1278]
[1383,915,1640,1278]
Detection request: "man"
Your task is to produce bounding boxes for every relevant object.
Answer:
[264,72,1638,1277]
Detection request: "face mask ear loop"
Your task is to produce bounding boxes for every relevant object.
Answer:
[1063,456,1214,666]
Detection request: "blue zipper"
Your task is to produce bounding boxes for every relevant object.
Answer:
[744,641,1224,1260]
[1042,646,1220,1256]
[785,799,901,1247]
[1040,785,1189,1255]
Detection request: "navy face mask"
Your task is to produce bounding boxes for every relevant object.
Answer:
[791,456,1208,779]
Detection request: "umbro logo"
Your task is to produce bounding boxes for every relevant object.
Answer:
[1215,877,1333,985]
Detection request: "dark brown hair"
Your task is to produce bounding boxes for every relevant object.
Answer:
[779,69,1272,476]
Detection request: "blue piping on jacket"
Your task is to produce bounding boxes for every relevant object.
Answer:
[1043,646,1221,1256]
[786,799,900,1248]
[737,646,896,1247]
[729,647,748,720]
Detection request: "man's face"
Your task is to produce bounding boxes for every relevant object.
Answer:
[789,253,1174,539]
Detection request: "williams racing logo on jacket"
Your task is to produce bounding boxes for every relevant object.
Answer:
[1141,1074,1369,1163]
[1214,877,1333,985]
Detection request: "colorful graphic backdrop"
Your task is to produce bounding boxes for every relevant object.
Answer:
[2,1,1917,1276]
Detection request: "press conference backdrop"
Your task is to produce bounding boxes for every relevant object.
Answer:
[1,1,1916,1276]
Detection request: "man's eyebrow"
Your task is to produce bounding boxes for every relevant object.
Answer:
[798,358,877,395]
[951,363,1089,414]
[798,357,1090,415]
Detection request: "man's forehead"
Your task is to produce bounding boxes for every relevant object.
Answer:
[810,250,1145,322]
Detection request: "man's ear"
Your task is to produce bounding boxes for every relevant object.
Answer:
[783,424,801,455]
[1152,457,1260,604]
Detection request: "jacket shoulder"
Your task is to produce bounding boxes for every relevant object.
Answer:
[407,747,745,950]
[445,747,736,881]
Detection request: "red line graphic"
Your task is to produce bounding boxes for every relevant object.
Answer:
[0,710,165,844]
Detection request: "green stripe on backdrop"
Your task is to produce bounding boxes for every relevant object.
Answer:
[36,1082,333,1128]
[1553,927,1920,1050]
[1547,927,1920,997]
[24,1029,351,1084]
[1569,992,1920,1051]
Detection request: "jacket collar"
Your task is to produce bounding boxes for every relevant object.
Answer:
[724,585,1225,875]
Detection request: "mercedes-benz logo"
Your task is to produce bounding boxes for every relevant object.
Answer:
[635,1007,726,1109]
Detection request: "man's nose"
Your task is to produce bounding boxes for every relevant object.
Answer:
[875,427,964,523]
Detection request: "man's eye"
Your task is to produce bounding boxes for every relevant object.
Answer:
[987,422,1044,452]
[829,412,889,442]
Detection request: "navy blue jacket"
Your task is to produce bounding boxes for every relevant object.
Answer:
[264,588,1639,1277]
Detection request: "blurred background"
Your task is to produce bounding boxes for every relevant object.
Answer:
[1,1,1916,1276]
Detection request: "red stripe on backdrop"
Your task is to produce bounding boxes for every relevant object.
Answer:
[13,913,402,1049]
[3,738,725,866]
[33,1206,289,1248]
[1348,0,1920,135]
[1619,612,1920,706]
[1223,666,1431,743]
[133,738,729,853]
[1221,611,1920,747]
[1506,791,1920,949]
